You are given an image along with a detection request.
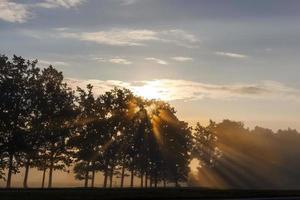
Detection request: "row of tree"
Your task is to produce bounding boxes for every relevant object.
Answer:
[0,55,218,188]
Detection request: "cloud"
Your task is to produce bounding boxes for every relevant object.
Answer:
[145,57,168,65]
[93,57,132,65]
[0,0,86,23]
[109,58,132,65]
[34,0,86,9]
[161,29,200,48]
[56,28,200,48]
[0,0,30,23]
[74,29,159,46]
[215,51,248,59]
[64,78,300,102]
[93,57,106,62]
[38,59,69,67]
[171,57,194,62]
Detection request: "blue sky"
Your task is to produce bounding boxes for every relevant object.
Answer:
[1,0,300,130]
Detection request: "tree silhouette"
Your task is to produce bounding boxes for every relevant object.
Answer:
[21,59,42,188]
[36,66,77,188]
[131,99,192,187]
[0,55,39,188]
[190,120,300,189]
[100,88,135,188]
[70,84,108,187]
[192,122,220,168]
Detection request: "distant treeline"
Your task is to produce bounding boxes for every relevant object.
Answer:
[1,55,299,189]
[189,120,300,189]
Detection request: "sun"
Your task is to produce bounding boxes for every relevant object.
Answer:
[132,80,172,100]
[134,84,162,100]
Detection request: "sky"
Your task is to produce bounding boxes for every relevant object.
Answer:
[1,0,300,130]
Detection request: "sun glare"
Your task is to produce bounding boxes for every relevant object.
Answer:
[134,84,163,100]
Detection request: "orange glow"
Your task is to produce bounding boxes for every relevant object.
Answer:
[150,115,162,145]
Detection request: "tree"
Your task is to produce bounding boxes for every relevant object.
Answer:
[131,99,192,187]
[73,161,91,187]
[192,122,220,171]
[99,88,135,188]
[0,55,38,188]
[157,102,193,187]
[162,120,192,187]
[21,60,42,188]
[131,98,153,187]
[70,84,107,187]
[36,66,77,188]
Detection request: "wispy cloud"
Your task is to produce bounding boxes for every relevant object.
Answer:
[38,59,69,67]
[34,0,86,9]
[215,51,248,59]
[65,78,300,102]
[93,57,106,62]
[109,58,132,65]
[145,57,168,65]
[67,29,159,46]
[0,0,86,23]
[0,0,30,23]
[56,28,200,48]
[93,57,132,65]
[161,29,200,48]
[171,57,194,62]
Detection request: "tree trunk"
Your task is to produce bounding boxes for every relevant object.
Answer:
[175,173,178,187]
[150,176,153,188]
[91,162,95,188]
[103,164,108,188]
[130,169,134,187]
[48,153,54,188]
[6,154,13,188]
[120,164,125,188]
[109,166,114,188]
[41,166,46,188]
[163,171,166,188]
[140,172,144,188]
[154,170,158,188]
[145,172,148,188]
[84,168,89,188]
[23,158,30,188]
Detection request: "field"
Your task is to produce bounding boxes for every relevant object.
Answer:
[1,188,300,200]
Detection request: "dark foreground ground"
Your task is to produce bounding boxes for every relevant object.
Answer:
[1,188,300,200]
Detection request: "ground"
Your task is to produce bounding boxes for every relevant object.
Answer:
[1,188,300,200]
